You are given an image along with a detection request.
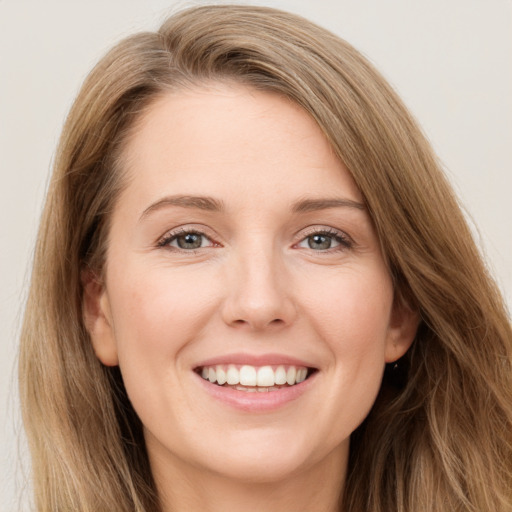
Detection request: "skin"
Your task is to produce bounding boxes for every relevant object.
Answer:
[84,83,418,512]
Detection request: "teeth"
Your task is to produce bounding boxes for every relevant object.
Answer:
[296,368,307,383]
[216,366,227,385]
[275,365,287,385]
[236,385,282,392]
[240,365,257,386]
[199,364,311,388]
[235,385,257,392]
[256,366,275,387]
[226,365,239,385]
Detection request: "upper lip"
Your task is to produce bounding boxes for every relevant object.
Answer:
[194,352,317,369]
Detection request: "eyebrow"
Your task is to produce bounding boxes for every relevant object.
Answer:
[291,197,366,213]
[140,194,365,221]
[140,195,224,220]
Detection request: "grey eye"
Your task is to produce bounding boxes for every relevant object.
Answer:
[296,230,349,251]
[307,234,334,250]
[174,233,205,249]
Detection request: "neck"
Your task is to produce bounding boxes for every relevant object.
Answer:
[150,444,348,512]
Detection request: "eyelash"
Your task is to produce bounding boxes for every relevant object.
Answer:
[157,228,217,252]
[295,227,353,252]
[156,227,353,253]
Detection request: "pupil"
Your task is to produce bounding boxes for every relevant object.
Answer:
[309,234,331,250]
[178,233,202,249]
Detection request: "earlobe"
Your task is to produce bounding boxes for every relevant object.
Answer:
[384,299,420,363]
[82,270,119,366]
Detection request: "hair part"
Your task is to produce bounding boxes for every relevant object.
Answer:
[19,5,512,511]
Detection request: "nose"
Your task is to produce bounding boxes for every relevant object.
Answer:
[221,246,297,331]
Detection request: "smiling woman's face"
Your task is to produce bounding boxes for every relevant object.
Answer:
[84,84,417,488]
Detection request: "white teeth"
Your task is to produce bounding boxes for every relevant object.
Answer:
[275,365,287,385]
[216,366,227,385]
[286,366,296,385]
[226,364,239,385]
[296,368,307,383]
[256,366,275,387]
[236,385,278,392]
[239,365,257,386]
[199,364,312,388]
[235,385,257,392]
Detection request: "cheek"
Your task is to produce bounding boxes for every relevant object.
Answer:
[106,263,222,436]
[302,265,394,349]
[107,262,220,370]
[302,267,393,429]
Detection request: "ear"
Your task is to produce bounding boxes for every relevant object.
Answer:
[82,269,119,366]
[384,296,420,363]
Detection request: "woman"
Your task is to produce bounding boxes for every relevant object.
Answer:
[19,5,512,511]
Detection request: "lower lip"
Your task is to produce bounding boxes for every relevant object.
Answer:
[194,372,317,412]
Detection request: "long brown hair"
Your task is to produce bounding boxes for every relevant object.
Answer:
[19,5,512,511]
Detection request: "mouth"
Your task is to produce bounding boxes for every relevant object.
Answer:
[194,364,318,392]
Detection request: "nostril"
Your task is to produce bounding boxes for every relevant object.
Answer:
[229,317,286,329]
[221,284,297,330]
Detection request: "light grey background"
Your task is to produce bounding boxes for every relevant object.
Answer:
[1,0,510,509]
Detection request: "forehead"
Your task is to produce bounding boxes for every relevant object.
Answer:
[118,83,363,210]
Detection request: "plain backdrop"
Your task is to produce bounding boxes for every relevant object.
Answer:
[1,0,510,509]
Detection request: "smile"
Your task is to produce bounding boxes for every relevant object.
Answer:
[196,364,315,391]
[193,356,319,411]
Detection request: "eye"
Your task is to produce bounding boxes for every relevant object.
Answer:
[296,229,351,251]
[158,229,215,251]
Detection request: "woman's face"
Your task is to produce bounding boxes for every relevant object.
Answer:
[85,83,417,484]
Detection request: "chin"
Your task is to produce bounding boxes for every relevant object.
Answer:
[208,451,312,484]
[193,427,339,484]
